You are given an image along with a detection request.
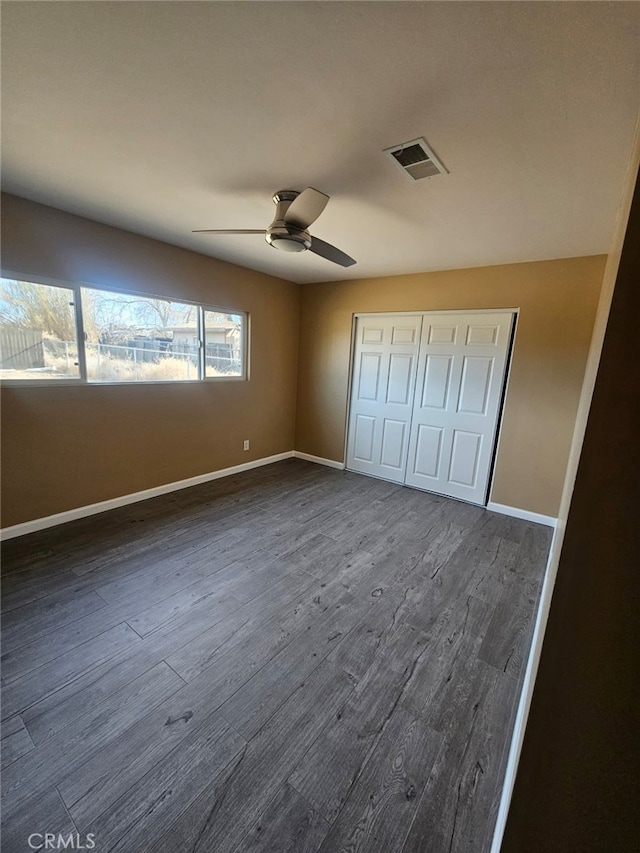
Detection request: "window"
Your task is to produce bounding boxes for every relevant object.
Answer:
[0,276,247,384]
[0,278,80,380]
[204,310,244,378]
[83,289,199,382]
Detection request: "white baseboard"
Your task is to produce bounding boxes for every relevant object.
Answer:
[1,454,550,540]
[293,451,345,470]
[0,451,295,541]
[486,501,557,529]
[489,518,566,852]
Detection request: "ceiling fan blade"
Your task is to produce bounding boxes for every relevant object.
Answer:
[309,236,356,267]
[283,187,329,229]
[192,229,266,235]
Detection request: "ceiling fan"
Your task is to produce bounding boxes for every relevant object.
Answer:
[193,187,356,267]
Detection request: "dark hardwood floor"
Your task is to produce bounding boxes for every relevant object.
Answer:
[0,459,552,853]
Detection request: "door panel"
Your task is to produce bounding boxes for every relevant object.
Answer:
[405,312,513,503]
[466,322,500,345]
[387,354,414,404]
[448,430,483,486]
[457,357,493,414]
[380,419,407,470]
[422,355,453,409]
[414,424,444,478]
[352,414,376,462]
[357,353,381,400]
[391,325,419,345]
[429,324,457,345]
[346,315,423,482]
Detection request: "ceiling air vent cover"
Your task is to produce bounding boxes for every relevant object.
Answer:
[384,137,448,181]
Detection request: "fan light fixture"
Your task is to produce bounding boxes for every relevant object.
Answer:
[268,236,307,253]
[192,187,356,267]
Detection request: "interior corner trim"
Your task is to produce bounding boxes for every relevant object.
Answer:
[293,451,345,470]
[486,501,557,529]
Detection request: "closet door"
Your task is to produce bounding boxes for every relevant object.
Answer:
[405,312,513,504]
[346,315,423,483]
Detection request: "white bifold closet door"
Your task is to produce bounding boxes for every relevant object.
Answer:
[405,312,513,503]
[346,314,423,483]
[347,311,514,504]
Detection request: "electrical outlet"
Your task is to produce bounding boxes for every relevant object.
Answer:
[243,440,250,451]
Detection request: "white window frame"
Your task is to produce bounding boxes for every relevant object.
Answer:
[0,270,248,386]
[202,306,247,382]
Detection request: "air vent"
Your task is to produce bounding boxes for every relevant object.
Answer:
[384,137,448,181]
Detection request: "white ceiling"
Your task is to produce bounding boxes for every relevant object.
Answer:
[2,1,639,284]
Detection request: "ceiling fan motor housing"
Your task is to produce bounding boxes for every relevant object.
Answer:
[266,190,312,252]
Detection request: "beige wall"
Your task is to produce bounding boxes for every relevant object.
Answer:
[1,193,606,527]
[295,256,606,517]
[0,194,300,528]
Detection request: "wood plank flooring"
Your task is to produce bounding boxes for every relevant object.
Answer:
[0,459,552,853]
